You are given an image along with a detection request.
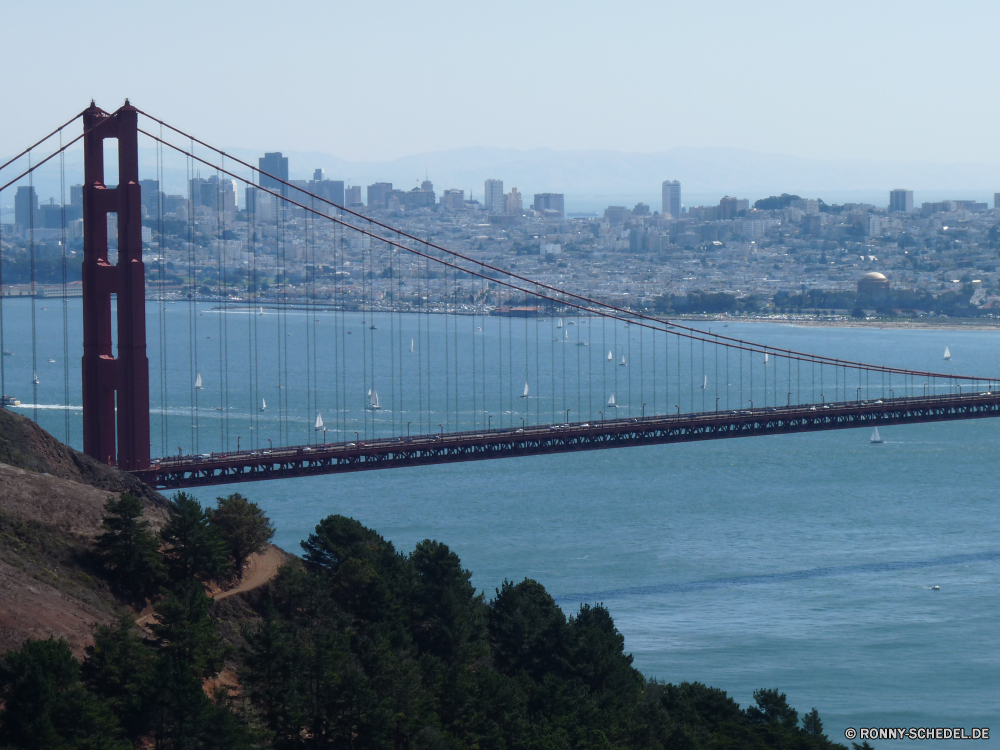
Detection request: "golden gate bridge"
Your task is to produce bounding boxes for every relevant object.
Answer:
[1,101,998,489]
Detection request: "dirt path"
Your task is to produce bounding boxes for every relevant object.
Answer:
[135,545,284,626]
[215,545,284,601]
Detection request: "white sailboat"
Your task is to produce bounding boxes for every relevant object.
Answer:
[619,354,627,366]
[314,413,324,431]
[764,352,769,365]
[410,338,414,352]
[366,390,381,410]
[557,319,563,329]
[258,306,264,315]
[702,374,707,389]
[194,373,203,390]
[564,329,569,341]
[260,398,266,411]
[607,350,613,361]
[607,392,617,408]
[32,370,39,385]
[522,382,529,399]
[944,346,951,361]
[870,427,883,444]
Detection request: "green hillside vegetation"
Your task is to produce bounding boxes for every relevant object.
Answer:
[0,488,862,749]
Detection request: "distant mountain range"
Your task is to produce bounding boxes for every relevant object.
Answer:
[5,145,1000,216]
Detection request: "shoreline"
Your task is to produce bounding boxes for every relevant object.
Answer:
[671,315,1000,332]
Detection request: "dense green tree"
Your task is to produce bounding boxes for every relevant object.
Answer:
[210,493,275,574]
[151,579,228,680]
[162,491,231,582]
[802,706,824,736]
[95,492,165,599]
[488,578,571,682]
[82,616,155,741]
[0,638,129,750]
[747,687,799,728]
[409,539,484,660]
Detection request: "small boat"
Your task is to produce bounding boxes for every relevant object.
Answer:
[32,371,40,385]
[410,338,414,352]
[477,327,482,332]
[557,319,563,329]
[944,346,951,361]
[607,393,617,408]
[619,355,627,366]
[702,375,707,389]
[931,585,940,590]
[521,382,529,399]
[194,373,203,390]
[275,383,282,389]
[1,395,21,407]
[366,391,381,410]
[870,427,883,444]
[315,413,325,431]
[2,351,11,356]
[369,324,377,330]
[258,306,264,315]
[567,321,575,326]
[47,358,56,363]
[260,398,266,411]
[607,350,613,361]
[576,341,588,347]
[564,330,569,341]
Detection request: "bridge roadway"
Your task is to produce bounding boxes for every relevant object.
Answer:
[135,391,1000,489]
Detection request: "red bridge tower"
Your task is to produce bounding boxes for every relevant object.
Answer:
[81,102,150,470]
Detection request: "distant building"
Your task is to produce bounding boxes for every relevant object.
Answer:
[14,186,36,228]
[604,206,631,225]
[865,214,882,237]
[484,179,505,213]
[532,193,565,219]
[661,180,681,219]
[70,184,83,208]
[718,196,739,219]
[995,193,1000,210]
[632,202,650,216]
[889,189,913,213]
[367,182,392,208]
[345,186,363,206]
[858,272,890,305]
[541,243,561,255]
[790,198,820,215]
[404,186,435,210]
[421,178,434,194]
[259,152,289,194]
[440,189,465,210]
[506,187,522,215]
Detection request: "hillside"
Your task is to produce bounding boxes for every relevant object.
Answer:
[0,408,168,654]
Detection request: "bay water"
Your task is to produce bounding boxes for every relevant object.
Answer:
[3,298,997,746]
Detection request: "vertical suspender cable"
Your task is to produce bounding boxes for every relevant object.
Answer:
[59,135,70,442]
[29,153,37,423]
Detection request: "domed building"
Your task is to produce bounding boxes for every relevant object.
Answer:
[857,272,890,305]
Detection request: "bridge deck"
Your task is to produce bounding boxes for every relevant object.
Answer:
[135,392,1000,489]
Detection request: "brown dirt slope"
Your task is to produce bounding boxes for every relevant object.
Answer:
[0,408,168,655]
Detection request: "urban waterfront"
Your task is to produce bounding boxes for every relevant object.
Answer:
[3,299,999,747]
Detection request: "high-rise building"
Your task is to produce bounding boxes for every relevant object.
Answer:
[889,189,913,213]
[661,180,681,219]
[345,186,363,206]
[506,188,522,215]
[532,193,565,219]
[14,186,37,229]
[995,193,1000,210]
[367,182,392,208]
[484,179,504,213]
[441,189,465,210]
[259,152,289,193]
[70,184,83,207]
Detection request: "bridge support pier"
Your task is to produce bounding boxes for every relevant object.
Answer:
[81,102,150,471]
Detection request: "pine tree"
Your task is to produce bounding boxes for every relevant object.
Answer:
[95,492,164,599]
[162,491,231,582]
[210,493,275,575]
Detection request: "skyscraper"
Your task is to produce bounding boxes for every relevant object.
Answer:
[506,188,522,215]
[367,182,392,208]
[14,186,37,229]
[662,180,681,219]
[484,179,504,213]
[532,193,565,219]
[889,189,913,213]
[259,152,289,193]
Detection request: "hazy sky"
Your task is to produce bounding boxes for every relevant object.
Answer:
[3,0,999,165]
